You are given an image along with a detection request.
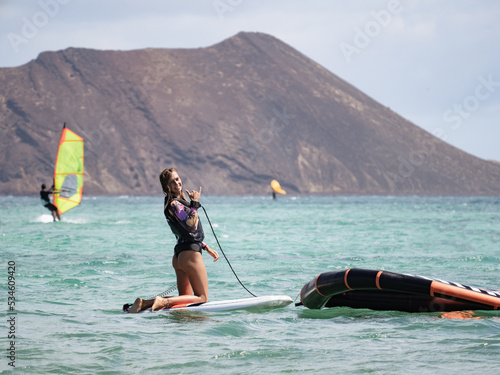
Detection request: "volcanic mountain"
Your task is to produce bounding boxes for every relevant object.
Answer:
[1,32,499,196]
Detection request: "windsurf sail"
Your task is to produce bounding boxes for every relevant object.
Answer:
[52,125,84,215]
[271,179,286,195]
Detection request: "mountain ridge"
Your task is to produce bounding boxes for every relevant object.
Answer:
[1,31,499,196]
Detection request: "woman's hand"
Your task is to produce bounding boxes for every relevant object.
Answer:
[185,187,202,202]
[204,245,219,262]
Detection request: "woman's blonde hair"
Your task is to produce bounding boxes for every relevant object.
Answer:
[159,168,186,207]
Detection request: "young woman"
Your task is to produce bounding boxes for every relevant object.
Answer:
[128,168,219,313]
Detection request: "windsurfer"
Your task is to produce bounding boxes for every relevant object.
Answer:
[128,168,219,313]
[40,184,61,221]
[270,180,286,199]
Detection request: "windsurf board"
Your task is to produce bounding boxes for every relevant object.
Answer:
[125,295,293,313]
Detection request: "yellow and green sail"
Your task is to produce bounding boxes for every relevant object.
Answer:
[53,126,84,215]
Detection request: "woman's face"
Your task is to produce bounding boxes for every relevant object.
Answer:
[168,171,182,197]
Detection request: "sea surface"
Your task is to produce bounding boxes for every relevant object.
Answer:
[1,195,499,374]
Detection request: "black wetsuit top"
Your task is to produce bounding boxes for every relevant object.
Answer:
[40,190,58,212]
[164,197,205,255]
[40,190,51,204]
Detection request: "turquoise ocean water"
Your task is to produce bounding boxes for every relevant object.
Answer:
[1,195,499,374]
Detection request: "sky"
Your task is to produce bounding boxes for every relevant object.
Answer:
[1,0,499,161]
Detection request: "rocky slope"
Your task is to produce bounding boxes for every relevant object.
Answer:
[1,32,499,196]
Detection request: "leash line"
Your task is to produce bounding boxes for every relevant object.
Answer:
[201,205,257,298]
[148,284,177,300]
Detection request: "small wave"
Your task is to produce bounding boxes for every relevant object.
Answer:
[113,220,131,225]
[33,215,55,223]
[61,217,88,224]
[32,215,88,224]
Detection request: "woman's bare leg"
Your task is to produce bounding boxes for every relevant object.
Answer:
[173,253,194,295]
[152,251,209,310]
[128,297,155,313]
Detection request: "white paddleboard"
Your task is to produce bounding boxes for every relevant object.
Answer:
[128,295,293,313]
